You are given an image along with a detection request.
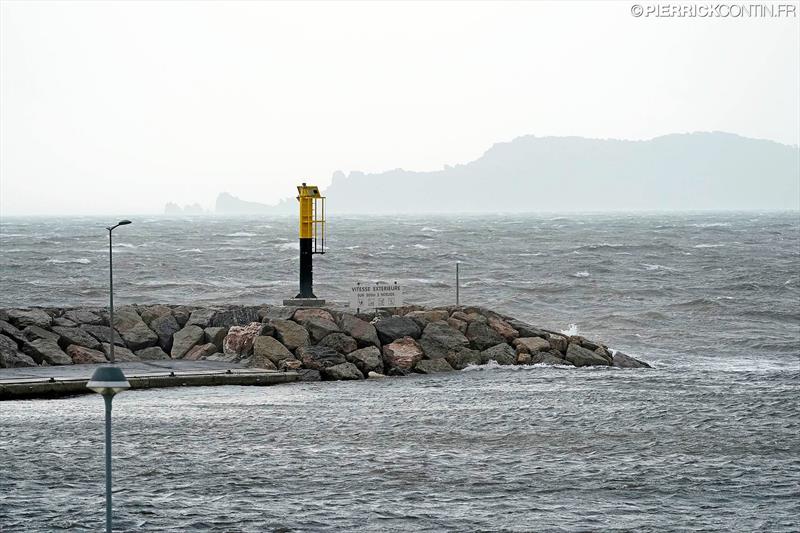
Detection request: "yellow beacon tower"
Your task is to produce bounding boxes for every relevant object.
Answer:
[288,182,326,305]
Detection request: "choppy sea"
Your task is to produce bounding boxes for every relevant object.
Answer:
[1,212,798,531]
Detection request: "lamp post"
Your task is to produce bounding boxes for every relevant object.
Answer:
[106,220,131,363]
[87,367,130,533]
[88,219,131,532]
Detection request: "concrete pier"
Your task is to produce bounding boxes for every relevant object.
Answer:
[0,360,298,400]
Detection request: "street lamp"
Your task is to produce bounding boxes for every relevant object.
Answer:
[105,220,131,363]
[87,366,130,533]
[88,219,131,532]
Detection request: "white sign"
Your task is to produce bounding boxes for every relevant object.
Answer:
[350,282,404,310]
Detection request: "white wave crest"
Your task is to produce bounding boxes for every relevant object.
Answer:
[276,242,300,251]
[178,248,203,253]
[573,271,590,278]
[412,244,429,249]
[694,244,725,248]
[227,232,257,237]
[46,258,91,264]
[561,323,579,336]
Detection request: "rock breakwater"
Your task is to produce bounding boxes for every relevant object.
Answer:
[0,304,651,376]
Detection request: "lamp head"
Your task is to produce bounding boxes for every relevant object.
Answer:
[118,220,132,226]
[87,366,130,396]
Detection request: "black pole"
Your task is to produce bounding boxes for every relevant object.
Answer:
[108,228,115,363]
[297,238,315,298]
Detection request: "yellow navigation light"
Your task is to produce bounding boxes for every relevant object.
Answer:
[296,182,325,252]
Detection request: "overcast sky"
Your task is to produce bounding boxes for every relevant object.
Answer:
[1,1,798,216]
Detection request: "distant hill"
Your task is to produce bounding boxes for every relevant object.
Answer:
[322,132,799,213]
[169,132,800,214]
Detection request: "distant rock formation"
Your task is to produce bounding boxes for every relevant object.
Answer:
[214,192,294,215]
[163,202,207,215]
[321,132,799,212]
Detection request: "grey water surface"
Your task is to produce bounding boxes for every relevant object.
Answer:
[1,212,798,531]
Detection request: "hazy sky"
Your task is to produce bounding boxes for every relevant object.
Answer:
[1,1,798,216]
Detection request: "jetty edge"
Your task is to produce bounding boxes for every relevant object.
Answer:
[0,303,651,383]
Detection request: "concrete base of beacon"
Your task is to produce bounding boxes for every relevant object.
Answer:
[283,298,326,307]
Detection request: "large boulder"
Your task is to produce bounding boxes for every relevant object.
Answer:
[488,317,519,342]
[25,339,71,365]
[135,346,170,360]
[465,321,505,351]
[321,362,364,381]
[248,353,278,370]
[375,316,421,345]
[0,320,28,346]
[101,343,139,362]
[531,351,572,366]
[337,313,380,347]
[149,314,181,352]
[304,317,340,343]
[513,337,551,354]
[418,321,469,359]
[612,351,652,368]
[297,369,322,381]
[547,333,568,353]
[271,319,310,351]
[404,309,450,330]
[414,358,455,374]
[113,307,158,351]
[565,343,611,367]
[52,317,77,328]
[260,306,296,321]
[447,317,468,333]
[481,343,517,365]
[294,308,335,324]
[138,305,173,326]
[382,337,424,371]
[346,346,384,376]
[63,309,103,326]
[222,322,263,357]
[318,333,358,354]
[296,345,346,370]
[172,306,192,327]
[0,334,36,367]
[506,319,549,339]
[204,326,228,351]
[445,347,483,370]
[210,306,261,328]
[23,325,60,343]
[186,308,217,328]
[172,325,206,358]
[253,336,294,366]
[66,345,107,364]
[184,343,218,361]
[278,358,303,371]
[79,325,125,346]
[7,309,52,329]
[52,326,101,350]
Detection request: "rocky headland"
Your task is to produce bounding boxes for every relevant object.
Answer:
[0,304,651,378]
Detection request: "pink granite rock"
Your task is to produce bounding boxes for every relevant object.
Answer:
[223,322,262,356]
[382,336,424,370]
[66,344,107,364]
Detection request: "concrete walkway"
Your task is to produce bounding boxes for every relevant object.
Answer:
[0,360,298,400]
